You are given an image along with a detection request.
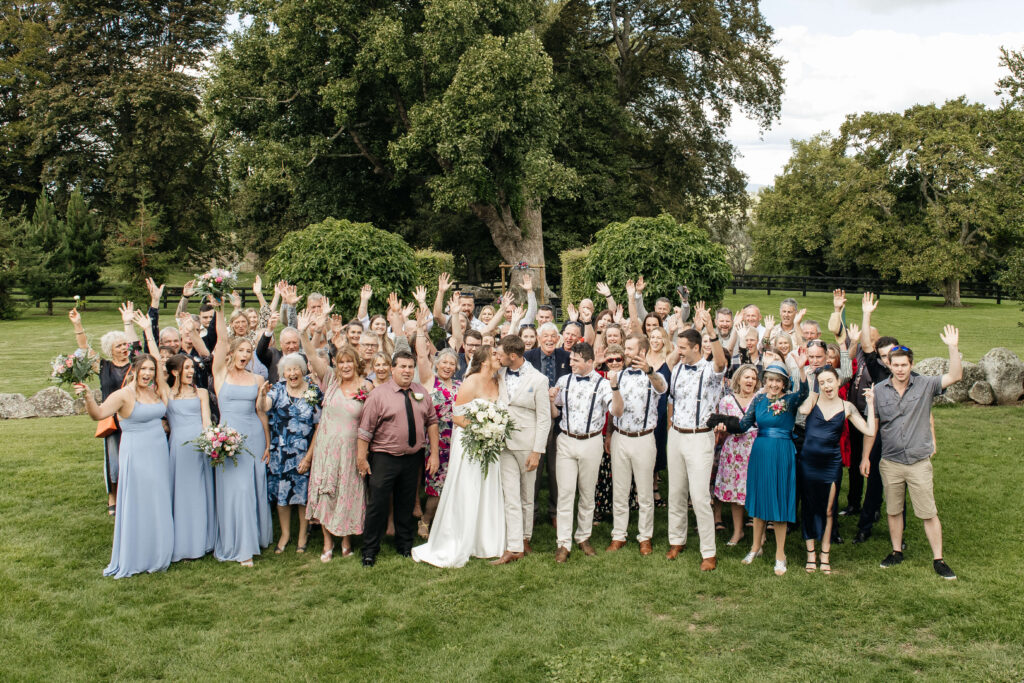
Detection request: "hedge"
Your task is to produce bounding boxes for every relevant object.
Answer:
[560,247,592,312]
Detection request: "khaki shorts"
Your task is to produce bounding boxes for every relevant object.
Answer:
[879,458,937,519]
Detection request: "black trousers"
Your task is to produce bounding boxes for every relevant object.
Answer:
[846,428,866,509]
[362,451,421,559]
[857,435,884,535]
[533,425,559,521]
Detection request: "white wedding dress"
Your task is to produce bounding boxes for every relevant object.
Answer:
[412,402,506,568]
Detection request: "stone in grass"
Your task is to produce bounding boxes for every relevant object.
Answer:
[28,386,77,417]
[0,393,38,419]
[914,357,983,404]
[977,348,1024,405]
[968,381,996,406]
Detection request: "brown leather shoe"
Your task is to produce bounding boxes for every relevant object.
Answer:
[577,539,596,556]
[700,555,718,571]
[639,540,653,556]
[523,538,533,555]
[490,550,524,565]
[665,544,686,560]
[555,547,570,563]
[606,540,627,553]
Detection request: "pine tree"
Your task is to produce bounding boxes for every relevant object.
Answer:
[106,198,170,306]
[64,190,104,297]
[19,194,72,314]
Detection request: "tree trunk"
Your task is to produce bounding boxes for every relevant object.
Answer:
[942,277,962,307]
[47,297,53,315]
[470,198,552,299]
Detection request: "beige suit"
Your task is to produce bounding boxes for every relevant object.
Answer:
[497,363,552,552]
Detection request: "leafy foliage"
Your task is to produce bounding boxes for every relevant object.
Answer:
[0,210,21,319]
[559,247,591,313]
[18,194,71,314]
[106,200,171,305]
[264,218,418,317]
[63,191,104,296]
[564,214,731,309]
[414,249,455,298]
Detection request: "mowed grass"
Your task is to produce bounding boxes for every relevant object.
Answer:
[0,408,1022,680]
[1,289,1021,397]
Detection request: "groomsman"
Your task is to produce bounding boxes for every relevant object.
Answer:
[549,342,623,563]
[606,335,667,556]
[493,335,552,564]
[666,303,728,571]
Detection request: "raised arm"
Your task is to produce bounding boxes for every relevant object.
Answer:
[76,384,128,421]
[212,306,230,378]
[145,277,163,344]
[119,302,140,344]
[176,280,195,318]
[357,283,373,325]
[415,309,435,387]
[595,281,616,312]
[433,273,452,325]
[798,372,820,416]
[69,308,90,351]
[449,291,465,352]
[481,292,514,336]
[625,279,641,335]
[521,272,538,326]
[860,292,877,353]
[296,311,329,381]
[252,274,268,310]
[133,310,160,361]
[939,325,962,389]
[846,386,876,437]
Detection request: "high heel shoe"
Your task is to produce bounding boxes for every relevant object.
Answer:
[320,549,334,563]
[819,551,831,575]
[726,534,745,547]
[741,549,763,564]
[774,559,787,576]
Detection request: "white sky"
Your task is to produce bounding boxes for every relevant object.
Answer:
[730,0,1024,187]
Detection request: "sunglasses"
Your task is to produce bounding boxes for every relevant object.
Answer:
[807,340,827,348]
[605,357,624,363]
[887,345,912,355]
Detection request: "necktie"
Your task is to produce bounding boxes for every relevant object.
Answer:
[684,364,698,371]
[542,354,556,386]
[402,389,416,447]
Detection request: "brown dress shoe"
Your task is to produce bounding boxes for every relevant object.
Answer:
[700,556,718,571]
[523,539,533,555]
[490,550,524,565]
[577,540,596,556]
[665,544,686,560]
[555,547,570,563]
[606,540,627,552]
[639,540,653,556]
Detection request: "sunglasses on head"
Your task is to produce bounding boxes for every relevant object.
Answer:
[887,345,912,355]
[807,340,826,348]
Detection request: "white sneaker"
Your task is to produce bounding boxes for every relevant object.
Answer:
[774,559,787,575]
[741,549,763,565]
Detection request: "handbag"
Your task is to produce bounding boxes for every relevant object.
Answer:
[94,367,131,438]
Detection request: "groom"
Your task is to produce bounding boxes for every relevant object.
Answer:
[493,335,552,564]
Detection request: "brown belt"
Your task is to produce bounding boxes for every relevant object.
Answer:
[562,430,604,440]
[672,425,712,434]
[614,427,655,438]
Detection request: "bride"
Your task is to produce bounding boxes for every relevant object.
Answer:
[412,346,507,567]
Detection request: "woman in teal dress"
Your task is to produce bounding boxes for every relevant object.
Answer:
[714,361,806,576]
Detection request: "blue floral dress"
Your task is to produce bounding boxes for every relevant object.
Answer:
[266,379,322,506]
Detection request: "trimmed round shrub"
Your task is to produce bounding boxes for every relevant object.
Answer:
[265,218,418,317]
[577,214,731,312]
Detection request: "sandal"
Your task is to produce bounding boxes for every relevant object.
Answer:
[820,551,831,575]
[806,550,817,573]
[418,520,430,539]
[274,544,286,554]
[774,559,787,576]
[239,558,254,567]
[726,534,745,547]
[741,549,763,565]
[296,545,307,554]
[715,522,726,532]
[341,547,353,558]
[320,549,333,563]
[107,505,116,516]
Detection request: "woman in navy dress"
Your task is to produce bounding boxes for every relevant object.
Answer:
[715,361,807,576]
[259,353,321,554]
[212,307,272,567]
[165,354,216,561]
[77,314,173,578]
[797,366,875,574]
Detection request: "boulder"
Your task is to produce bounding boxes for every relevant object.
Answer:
[914,357,947,377]
[73,390,102,416]
[0,393,38,419]
[913,357,983,403]
[977,348,1024,405]
[968,381,996,405]
[28,386,77,417]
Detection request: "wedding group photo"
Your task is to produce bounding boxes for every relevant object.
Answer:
[2,0,1024,680]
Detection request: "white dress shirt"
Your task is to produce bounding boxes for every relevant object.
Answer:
[668,358,725,429]
[554,370,612,435]
[612,369,665,432]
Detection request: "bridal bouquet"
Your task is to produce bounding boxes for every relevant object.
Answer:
[186,424,249,468]
[193,266,239,302]
[50,348,98,387]
[460,399,515,477]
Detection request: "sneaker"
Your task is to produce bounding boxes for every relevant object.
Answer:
[933,559,957,580]
[879,551,904,569]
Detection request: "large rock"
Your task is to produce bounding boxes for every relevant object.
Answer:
[914,357,947,377]
[913,357,983,403]
[968,381,996,405]
[0,393,38,419]
[28,386,77,417]
[72,390,102,416]
[977,348,1024,405]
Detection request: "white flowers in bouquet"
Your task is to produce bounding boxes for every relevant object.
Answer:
[460,399,515,477]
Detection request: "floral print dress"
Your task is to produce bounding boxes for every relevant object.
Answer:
[425,377,460,497]
[713,393,757,505]
[266,380,322,506]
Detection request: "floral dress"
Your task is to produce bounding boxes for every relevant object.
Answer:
[425,377,460,497]
[306,375,366,536]
[266,380,322,506]
[713,393,757,505]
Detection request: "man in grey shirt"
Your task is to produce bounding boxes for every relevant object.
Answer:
[863,325,962,580]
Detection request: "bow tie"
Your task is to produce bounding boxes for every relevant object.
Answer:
[626,369,644,375]
[684,364,699,371]
[507,370,519,377]
[575,375,590,381]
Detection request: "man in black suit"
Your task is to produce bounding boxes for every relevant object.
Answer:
[524,322,571,528]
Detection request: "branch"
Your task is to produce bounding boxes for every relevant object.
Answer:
[239,90,301,105]
[348,129,389,176]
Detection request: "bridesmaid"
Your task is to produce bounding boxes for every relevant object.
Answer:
[212,306,272,567]
[77,315,172,578]
[298,313,372,562]
[165,355,216,561]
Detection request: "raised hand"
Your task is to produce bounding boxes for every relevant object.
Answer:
[296,310,312,334]
[388,292,401,313]
[763,314,776,332]
[416,306,430,330]
[132,310,150,329]
[179,315,195,335]
[329,314,343,334]
[595,282,611,298]
[521,271,533,291]
[501,290,514,309]
[863,384,875,404]
[229,290,242,309]
[360,283,373,301]
[939,324,959,348]
[267,311,280,331]
[413,285,428,305]
[833,288,846,312]
[252,274,263,295]
[320,296,334,317]
[635,275,646,293]
[613,304,625,323]
[509,304,525,328]
[847,323,861,344]
[69,308,82,326]
[274,280,287,297]
[119,302,135,324]
[438,272,452,292]
[625,279,636,297]
[401,301,416,320]
[283,284,299,306]
[567,302,579,322]
[182,280,196,298]
[794,308,807,326]
[145,277,164,307]
[449,291,462,314]
[862,292,878,314]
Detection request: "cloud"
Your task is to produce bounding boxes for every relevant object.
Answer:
[852,0,960,11]
[729,26,1024,185]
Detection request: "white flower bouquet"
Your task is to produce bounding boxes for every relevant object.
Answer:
[460,399,515,477]
[193,266,239,302]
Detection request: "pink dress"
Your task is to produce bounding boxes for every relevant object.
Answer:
[713,393,757,505]
[305,375,365,536]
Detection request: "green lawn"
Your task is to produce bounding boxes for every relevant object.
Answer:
[0,408,1021,679]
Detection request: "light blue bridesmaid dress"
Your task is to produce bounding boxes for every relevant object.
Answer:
[167,396,216,561]
[214,382,272,562]
[103,400,174,579]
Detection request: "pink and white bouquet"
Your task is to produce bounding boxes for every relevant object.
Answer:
[193,266,239,302]
[50,348,98,387]
[186,424,249,468]
[460,399,516,477]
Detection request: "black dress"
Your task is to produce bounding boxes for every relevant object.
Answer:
[798,405,846,541]
[98,348,139,494]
